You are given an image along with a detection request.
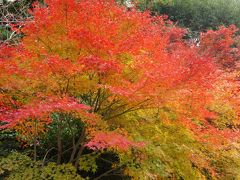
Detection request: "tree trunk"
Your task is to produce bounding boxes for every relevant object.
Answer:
[74,127,86,168]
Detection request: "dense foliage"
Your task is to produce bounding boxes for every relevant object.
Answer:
[136,0,240,32]
[0,0,240,179]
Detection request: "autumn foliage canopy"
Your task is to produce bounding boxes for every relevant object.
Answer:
[0,0,240,178]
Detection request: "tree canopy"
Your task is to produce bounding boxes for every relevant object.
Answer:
[0,0,240,179]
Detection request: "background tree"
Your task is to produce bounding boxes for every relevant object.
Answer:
[136,0,240,32]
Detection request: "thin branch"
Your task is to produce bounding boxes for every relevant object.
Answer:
[105,99,150,120]
[44,146,73,164]
[93,166,123,180]
[42,147,56,167]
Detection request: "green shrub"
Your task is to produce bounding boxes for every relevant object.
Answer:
[0,152,83,180]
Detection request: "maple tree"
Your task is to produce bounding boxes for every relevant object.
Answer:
[0,0,240,179]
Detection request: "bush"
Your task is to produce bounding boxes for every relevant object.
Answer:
[0,152,83,180]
